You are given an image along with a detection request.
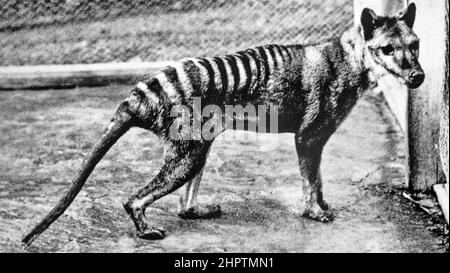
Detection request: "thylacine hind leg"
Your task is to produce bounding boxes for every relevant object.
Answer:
[123,140,213,240]
[295,134,333,222]
[177,145,221,219]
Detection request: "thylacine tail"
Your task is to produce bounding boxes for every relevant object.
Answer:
[22,103,134,247]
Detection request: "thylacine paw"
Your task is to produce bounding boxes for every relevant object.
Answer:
[178,204,221,219]
[138,227,166,240]
[301,204,334,222]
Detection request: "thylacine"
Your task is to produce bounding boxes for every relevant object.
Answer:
[23,3,424,246]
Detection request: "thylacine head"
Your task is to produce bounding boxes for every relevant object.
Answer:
[358,3,425,89]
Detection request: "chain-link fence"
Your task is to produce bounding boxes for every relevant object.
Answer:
[0,0,353,66]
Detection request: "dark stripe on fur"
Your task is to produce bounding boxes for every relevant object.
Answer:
[164,66,186,102]
[144,77,166,101]
[132,86,146,100]
[212,57,228,96]
[236,53,252,94]
[198,58,215,97]
[286,45,299,60]
[267,45,279,70]
[275,45,288,65]
[225,55,240,96]
[183,60,202,96]
[282,45,293,63]
[255,46,270,86]
[245,49,262,90]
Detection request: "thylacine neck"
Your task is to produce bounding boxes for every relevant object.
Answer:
[340,27,366,71]
[340,26,378,88]
[340,26,378,91]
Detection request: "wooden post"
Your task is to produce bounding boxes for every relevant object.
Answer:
[407,0,446,191]
[435,0,448,223]
[439,0,449,186]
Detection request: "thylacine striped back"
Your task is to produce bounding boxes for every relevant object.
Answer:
[134,44,301,113]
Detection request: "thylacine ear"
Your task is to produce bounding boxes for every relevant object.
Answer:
[397,3,416,28]
[360,8,379,40]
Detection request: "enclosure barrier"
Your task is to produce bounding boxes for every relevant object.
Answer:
[0,0,353,88]
[0,0,352,66]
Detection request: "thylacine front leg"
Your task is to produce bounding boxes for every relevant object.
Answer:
[294,133,333,222]
[177,144,221,219]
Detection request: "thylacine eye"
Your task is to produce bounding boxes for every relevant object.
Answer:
[380,45,395,55]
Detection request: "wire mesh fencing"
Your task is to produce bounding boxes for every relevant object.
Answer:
[0,0,353,66]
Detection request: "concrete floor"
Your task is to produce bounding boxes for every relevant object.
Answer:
[0,85,446,252]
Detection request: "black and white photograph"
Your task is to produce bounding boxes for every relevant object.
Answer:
[0,0,448,256]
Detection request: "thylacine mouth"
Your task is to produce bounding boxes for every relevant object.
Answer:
[407,79,424,89]
[396,76,423,89]
[374,68,424,89]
